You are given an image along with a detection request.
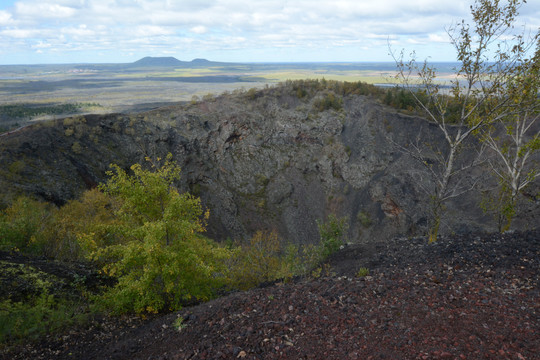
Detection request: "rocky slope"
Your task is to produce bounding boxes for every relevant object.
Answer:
[2,229,538,359]
[0,84,538,245]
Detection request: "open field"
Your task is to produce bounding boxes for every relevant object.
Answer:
[0,59,459,130]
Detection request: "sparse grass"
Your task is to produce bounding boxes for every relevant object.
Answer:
[172,316,187,331]
[356,267,370,277]
[257,71,390,84]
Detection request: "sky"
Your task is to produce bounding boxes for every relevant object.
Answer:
[0,0,539,65]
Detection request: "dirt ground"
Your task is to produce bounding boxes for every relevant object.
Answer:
[2,229,539,360]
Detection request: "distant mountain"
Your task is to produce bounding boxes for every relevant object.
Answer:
[130,57,224,68]
[131,57,184,67]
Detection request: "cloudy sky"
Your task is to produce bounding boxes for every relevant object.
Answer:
[1,0,539,65]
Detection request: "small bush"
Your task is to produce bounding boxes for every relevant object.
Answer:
[313,91,343,112]
[228,231,297,290]
[316,214,348,258]
[8,160,25,175]
[0,196,51,253]
[0,292,88,344]
[71,141,82,154]
[34,188,120,261]
[356,267,370,277]
[357,210,372,228]
[172,315,186,331]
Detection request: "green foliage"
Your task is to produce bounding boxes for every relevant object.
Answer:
[0,103,97,120]
[33,188,120,261]
[357,210,372,228]
[356,267,370,277]
[225,226,350,290]
[281,77,461,116]
[0,260,91,345]
[8,160,25,175]
[0,156,352,319]
[316,214,348,258]
[172,315,186,331]
[285,78,382,98]
[85,154,231,313]
[71,141,82,154]
[246,87,258,100]
[227,231,297,290]
[313,91,343,112]
[480,185,516,233]
[0,292,88,344]
[0,196,51,253]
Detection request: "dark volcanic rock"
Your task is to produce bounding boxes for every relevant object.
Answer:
[3,229,538,359]
[0,86,538,245]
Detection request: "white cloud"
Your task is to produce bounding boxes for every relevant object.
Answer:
[428,34,449,43]
[1,28,42,38]
[31,41,52,49]
[15,2,77,19]
[0,0,538,64]
[62,24,95,38]
[132,25,175,37]
[0,10,14,26]
[190,26,207,34]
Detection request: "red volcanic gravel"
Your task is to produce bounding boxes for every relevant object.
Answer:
[3,230,539,360]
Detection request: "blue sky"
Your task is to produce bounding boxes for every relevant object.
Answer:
[0,0,539,65]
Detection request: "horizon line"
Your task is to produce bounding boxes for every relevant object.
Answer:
[0,58,460,67]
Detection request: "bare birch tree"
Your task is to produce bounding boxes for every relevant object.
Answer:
[480,37,540,231]
[391,0,537,242]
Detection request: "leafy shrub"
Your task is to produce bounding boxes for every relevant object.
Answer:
[85,154,232,313]
[226,217,350,289]
[34,188,120,261]
[356,267,370,277]
[0,292,88,344]
[0,196,51,253]
[313,91,343,112]
[228,231,298,290]
[71,141,82,154]
[316,214,348,258]
[172,315,186,331]
[357,210,372,228]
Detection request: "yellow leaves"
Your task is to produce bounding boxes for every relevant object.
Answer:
[77,154,234,314]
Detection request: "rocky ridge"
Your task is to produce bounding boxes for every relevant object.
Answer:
[0,84,538,245]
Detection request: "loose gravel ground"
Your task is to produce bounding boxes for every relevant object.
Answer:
[3,229,539,359]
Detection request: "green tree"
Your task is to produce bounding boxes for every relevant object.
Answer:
[392,0,539,241]
[86,154,231,313]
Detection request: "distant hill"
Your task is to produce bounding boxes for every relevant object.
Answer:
[130,57,223,68]
[190,58,212,65]
[131,57,184,67]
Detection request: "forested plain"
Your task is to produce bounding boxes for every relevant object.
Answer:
[0,59,457,132]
